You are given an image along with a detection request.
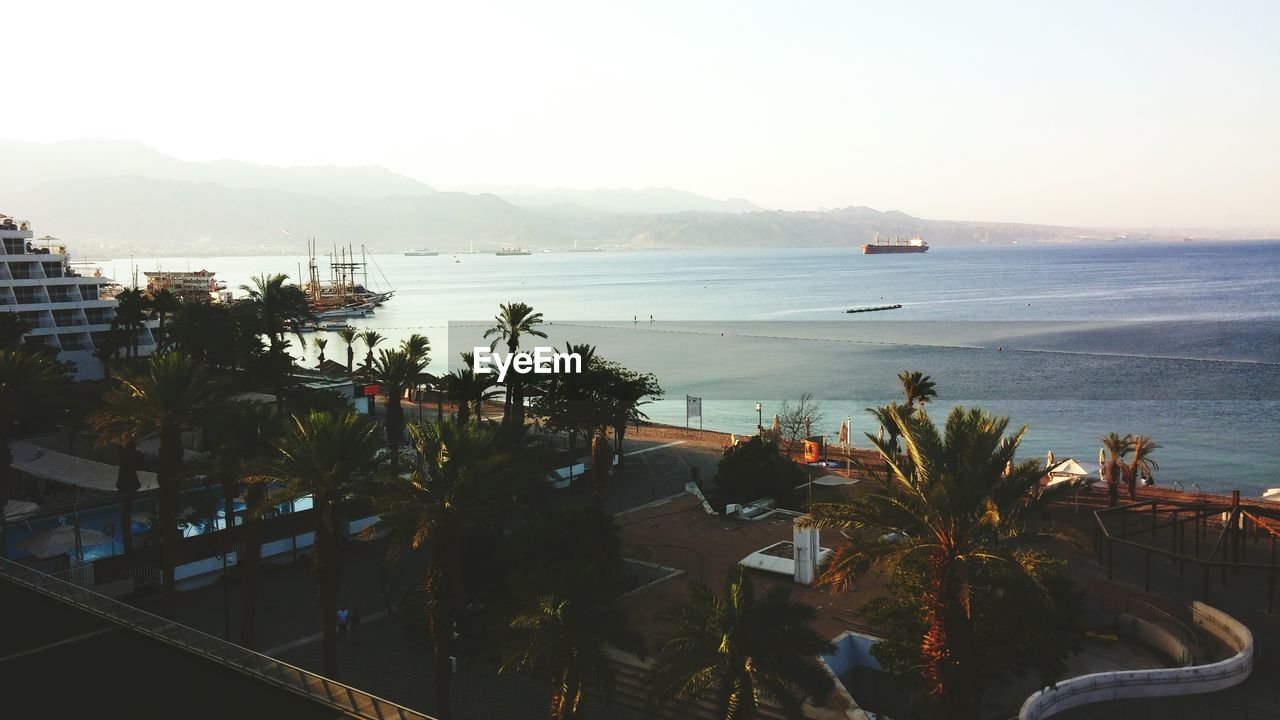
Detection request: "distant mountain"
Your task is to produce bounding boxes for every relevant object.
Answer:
[3,138,1270,256]
[0,138,435,199]
[449,184,762,214]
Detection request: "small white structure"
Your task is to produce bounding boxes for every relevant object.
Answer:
[794,521,820,585]
[738,517,831,585]
[1046,458,1091,487]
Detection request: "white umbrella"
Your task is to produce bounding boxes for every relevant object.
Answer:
[4,499,40,521]
[1046,450,1055,467]
[20,525,114,559]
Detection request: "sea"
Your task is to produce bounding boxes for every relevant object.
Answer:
[102,241,1280,495]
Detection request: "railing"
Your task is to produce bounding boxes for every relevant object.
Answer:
[1018,602,1254,720]
[0,556,437,720]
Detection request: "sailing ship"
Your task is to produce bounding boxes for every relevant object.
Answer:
[303,240,394,316]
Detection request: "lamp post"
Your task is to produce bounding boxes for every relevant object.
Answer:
[755,402,762,432]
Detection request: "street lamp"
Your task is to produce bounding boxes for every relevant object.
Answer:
[754,402,762,431]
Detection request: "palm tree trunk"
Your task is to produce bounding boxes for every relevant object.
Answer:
[0,419,12,550]
[427,563,454,719]
[158,422,184,616]
[387,394,405,452]
[716,674,737,720]
[239,483,265,648]
[613,422,627,467]
[920,552,978,720]
[315,505,341,676]
[346,346,354,374]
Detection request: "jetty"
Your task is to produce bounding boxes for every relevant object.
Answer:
[845,303,902,314]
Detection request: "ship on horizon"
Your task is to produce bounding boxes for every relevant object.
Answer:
[495,245,532,256]
[861,234,928,254]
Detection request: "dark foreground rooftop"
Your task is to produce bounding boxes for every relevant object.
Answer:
[0,578,347,719]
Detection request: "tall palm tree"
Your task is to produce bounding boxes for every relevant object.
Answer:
[372,419,511,720]
[239,274,311,411]
[149,288,181,349]
[502,595,646,720]
[363,348,426,457]
[898,370,938,407]
[337,325,359,374]
[1102,432,1134,506]
[91,352,221,616]
[245,410,382,675]
[1,350,72,543]
[649,565,835,720]
[484,302,547,431]
[1127,435,1160,499]
[314,337,328,364]
[801,405,1081,719]
[359,329,385,369]
[91,326,127,381]
[91,411,144,558]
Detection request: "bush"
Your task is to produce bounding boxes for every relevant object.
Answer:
[710,436,805,510]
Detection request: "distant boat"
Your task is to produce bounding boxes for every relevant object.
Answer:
[496,245,531,256]
[403,248,439,256]
[568,239,603,253]
[861,234,928,255]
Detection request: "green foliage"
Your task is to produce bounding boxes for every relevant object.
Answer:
[649,566,835,720]
[0,313,29,349]
[802,402,1085,718]
[710,436,804,509]
[860,554,1082,697]
[507,507,625,604]
[502,594,646,720]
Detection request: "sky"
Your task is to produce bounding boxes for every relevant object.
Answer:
[3,0,1278,229]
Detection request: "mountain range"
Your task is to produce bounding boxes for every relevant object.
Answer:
[2,139,1270,257]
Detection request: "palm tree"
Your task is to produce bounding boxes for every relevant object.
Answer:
[1127,435,1160,499]
[1,350,72,543]
[337,325,359,374]
[91,353,221,616]
[898,370,938,407]
[149,288,180,349]
[800,405,1081,719]
[372,419,511,720]
[502,595,646,720]
[443,357,501,425]
[239,274,311,411]
[1102,432,1134,506]
[314,337,328,364]
[0,313,29,349]
[649,565,835,720]
[245,410,382,675]
[363,348,426,457]
[359,329,385,369]
[91,326,127,381]
[401,333,431,364]
[113,287,150,359]
[484,302,547,431]
[91,410,145,558]
[868,401,915,456]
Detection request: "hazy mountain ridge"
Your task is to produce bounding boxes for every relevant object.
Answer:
[451,184,762,214]
[0,138,435,199]
[3,139,1272,257]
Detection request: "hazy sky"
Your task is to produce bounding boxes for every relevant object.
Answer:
[5,1,1279,228]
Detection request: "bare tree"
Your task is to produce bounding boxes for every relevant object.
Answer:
[777,392,825,452]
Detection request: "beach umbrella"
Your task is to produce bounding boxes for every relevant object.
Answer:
[1099,447,1106,481]
[21,525,113,560]
[1046,450,1055,467]
[772,414,780,436]
[4,499,40,521]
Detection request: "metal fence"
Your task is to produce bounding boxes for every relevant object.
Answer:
[0,556,437,720]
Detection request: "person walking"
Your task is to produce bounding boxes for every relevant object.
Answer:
[336,607,350,638]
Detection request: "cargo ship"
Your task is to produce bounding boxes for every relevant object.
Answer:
[861,234,928,254]
[495,245,532,256]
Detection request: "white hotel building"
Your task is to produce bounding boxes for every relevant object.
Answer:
[1,213,155,379]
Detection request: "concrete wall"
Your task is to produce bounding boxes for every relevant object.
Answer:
[822,630,884,676]
[1019,602,1254,720]
[1114,614,1192,667]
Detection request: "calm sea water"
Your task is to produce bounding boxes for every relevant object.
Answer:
[105,242,1280,494]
